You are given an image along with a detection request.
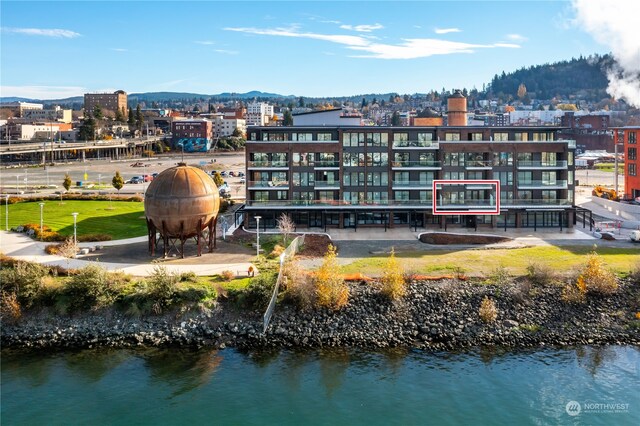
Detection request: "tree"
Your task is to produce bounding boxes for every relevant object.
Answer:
[135,104,143,132]
[380,248,406,300]
[361,98,368,108]
[298,97,305,108]
[78,116,96,140]
[93,105,104,120]
[212,171,224,188]
[391,111,401,126]
[112,171,124,193]
[231,128,245,138]
[127,107,135,126]
[63,174,72,192]
[277,213,295,245]
[283,110,293,126]
[57,237,79,272]
[115,107,125,123]
[315,245,348,310]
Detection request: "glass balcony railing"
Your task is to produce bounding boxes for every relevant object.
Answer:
[503,199,572,206]
[391,180,434,188]
[313,181,340,188]
[517,160,568,168]
[392,140,439,149]
[248,180,290,188]
[245,198,574,208]
[464,160,493,168]
[391,161,441,168]
[517,180,568,188]
[247,161,289,168]
[313,161,340,168]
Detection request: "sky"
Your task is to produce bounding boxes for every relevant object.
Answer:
[0,0,637,101]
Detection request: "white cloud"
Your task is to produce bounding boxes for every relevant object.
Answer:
[110,48,127,52]
[225,26,519,60]
[434,28,461,34]
[572,0,640,107]
[0,85,85,99]
[194,40,215,45]
[2,27,81,38]
[339,23,384,33]
[506,34,528,42]
[214,49,239,55]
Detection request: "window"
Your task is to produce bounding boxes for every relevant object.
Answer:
[276,190,287,200]
[292,172,314,186]
[368,172,389,186]
[417,133,433,143]
[568,171,574,185]
[343,172,364,186]
[467,171,484,180]
[500,191,513,203]
[517,190,532,200]
[419,191,433,202]
[542,190,557,200]
[292,133,313,141]
[293,153,313,167]
[517,152,532,162]
[419,172,434,185]
[568,152,574,166]
[419,152,436,166]
[518,172,532,184]
[394,191,410,201]
[445,133,460,141]
[493,132,509,141]
[394,172,409,184]
[249,132,257,141]
[532,132,553,141]
[253,191,269,202]
[343,192,364,205]
[367,152,388,167]
[629,132,637,144]
[393,152,409,166]
[343,132,364,147]
[629,164,637,176]
[293,191,314,203]
[343,152,364,167]
[318,152,337,166]
[444,152,465,166]
[444,171,464,180]
[542,171,557,185]
[542,152,556,166]
[470,133,483,141]
[495,172,513,186]
[366,192,389,203]
[317,133,333,141]
[514,132,528,141]
[628,147,637,160]
[265,133,287,141]
[393,133,409,143]
[318,191,336,202]
[495,152,513,166]
[367,132,388,147]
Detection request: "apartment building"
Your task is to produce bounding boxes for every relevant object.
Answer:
[171,118,213,152]
[242,125,577,230]
[246,102,274,126]
[84,90,127,116]
[615,126,640,199]
[22,106,73,123]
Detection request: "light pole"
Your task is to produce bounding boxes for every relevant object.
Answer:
[39,203,44,241]
[98,174,102,187]
[72,212,79,244]
[255,215,262,257]
[5,194,9,231]
[15,175,19,194]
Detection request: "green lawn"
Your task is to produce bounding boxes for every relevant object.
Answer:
[339,246,640,276]
[2,200,146,240]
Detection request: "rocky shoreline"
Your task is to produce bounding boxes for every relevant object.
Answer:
[2,279,639,351]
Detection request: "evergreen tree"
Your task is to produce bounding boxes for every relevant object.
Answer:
[115,107,125,123]
[391,111,401,126]
[93,105,103,120]
[283,110,293,126]
[135,104,143,132]
[127,107,135,126]
[78,116,96,140]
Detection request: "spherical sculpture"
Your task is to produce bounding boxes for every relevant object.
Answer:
[144,163,220,257]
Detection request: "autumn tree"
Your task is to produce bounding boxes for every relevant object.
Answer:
[315,244,349,310]
[63,174,72,192]
[112,171,124,193]
[380,248,406,300]
[212,171,224,188]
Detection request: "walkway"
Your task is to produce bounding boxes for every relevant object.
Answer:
[0,231,255,277]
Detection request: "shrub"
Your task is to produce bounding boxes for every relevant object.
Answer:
[221,270,235,281]
[180,271,198,283]
[65,264,118,311]
[479,296,498,323]
[380,248,406,300]
[236,270,277,310]
[488,265,512,286]
[577,251,618,295]
[147,266,179,311]
[526,262,557,286]
[561,281,586,304]
[283,260,315,310]
[0,291,22,323]
[269,244,285,258]
[315,245,349,310]
[77,233,112,242]
[631,262,640,283]
[0,261,48,308]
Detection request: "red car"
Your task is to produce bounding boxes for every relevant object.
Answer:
[143,174,153,182]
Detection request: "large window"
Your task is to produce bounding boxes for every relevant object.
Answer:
[394,152,409,166]
[419,152,436,165]
[367,152,388,167]
[343,172,364,186]
[367,132,388,147]
[293,153,313,167]
[445,133,460,141]
[367,172,389,186]
[630,132,637,144]
[394,172,409,184]
[542,190,557,200]
[343,192,364,205]
[495,171,513,186]
[542,152,556,166]
[518,171,532,184]
[292,172,314,186]
[293,191,314,203]
[343,132,365,147]
[317,133,333,141]
[495,152,513,166]
[366,192,389,203]
[394,191,410,201]
[292,133,313,141]
[514,132,528,141]
[629,164,637,176]
[417,133,433,143]
[419,172,434,185]
[343,152,364,167]
[253,191,269,202]
[542,171,557,185]
[628,147,637,160]
[444,152,465,166]
[318,152,338,166]
[444,171,464,180]
[493,132,509,141]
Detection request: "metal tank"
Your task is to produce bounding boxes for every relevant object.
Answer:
[447,89,468,126]
[144,163,220,257]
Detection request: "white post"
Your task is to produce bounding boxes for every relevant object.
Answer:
[15,175,19,194]
[98,174,102,187]
[255,215,262,257]
[72,212,79,244]
[39,202,44,241]
[5,194,9,231]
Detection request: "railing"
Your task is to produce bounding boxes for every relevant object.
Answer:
[391,180,433,188]
[465,160,493,168]
[248,180,290,188]
[313,181,340,188]
[247,161,289,168]
[438,200,496,207]
[391,161,441,168]
[245,198,574,208]
[517,161,568,168]
[392,140,439,149]
[517,180,568,188]
[313,161,340,168]
[503,198,572,206]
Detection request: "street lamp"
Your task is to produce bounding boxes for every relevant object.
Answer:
[5,194,9,231]
[255,215,262,257]
[71,212,79,244]
[39,203,44,241]
[15,175,19,194]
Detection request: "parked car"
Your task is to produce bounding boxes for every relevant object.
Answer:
[239,177,246,184]
[238,171,245,177]
[229,171,236,177]
[143,174,153,182]
[126,176,143,184]
[220,171,228,177]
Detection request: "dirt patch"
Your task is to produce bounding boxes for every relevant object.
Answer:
[297,234,333,258]
[420,232,512,245]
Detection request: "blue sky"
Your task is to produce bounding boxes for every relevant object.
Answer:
[0,0,615,99]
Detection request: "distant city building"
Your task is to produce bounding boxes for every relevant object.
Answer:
[84,90,127,117]
[246,102,274,126]
[560,111,613,153]
[615,126,640,200]
[211,114,246,138]
[171,118,213,152]
[292,108,362,126]
[0,102,43,117]
[509,110,563,126]
[22,106,73,123]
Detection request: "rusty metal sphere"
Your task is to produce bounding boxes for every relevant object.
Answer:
[144,164,220,238]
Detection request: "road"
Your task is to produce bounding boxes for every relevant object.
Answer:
[0,151,247,196]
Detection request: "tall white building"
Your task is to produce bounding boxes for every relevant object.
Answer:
[212,114,246,138]
[246,102,274,126]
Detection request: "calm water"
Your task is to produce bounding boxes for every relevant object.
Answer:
[2,346,639,425]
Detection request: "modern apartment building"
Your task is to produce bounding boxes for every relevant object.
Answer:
[615,126,640,199]
[242,125,577,230]
[84,90,127,116]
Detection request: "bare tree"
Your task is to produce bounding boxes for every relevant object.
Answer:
[277,213,295,245]
[57,237,79,273]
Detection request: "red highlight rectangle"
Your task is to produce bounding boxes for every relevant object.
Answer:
[432,180,501,215]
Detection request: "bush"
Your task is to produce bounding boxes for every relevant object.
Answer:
[380,248,406,300]
[561,281,586,304]
[283,261,315,310]
[147,266,179,312]
[221,270,235,281]
[0,291,22,323]
[0,261,48,308]
[180,271,198,283]
[630,262,640,283]
[526,262,557,286]
[488,265,512,286]
[235,271,277,310]
[77,233,113,242]
[65,264,118,311]
[577,252,618,295]
[479,296,498,323]
[315,245,349,310]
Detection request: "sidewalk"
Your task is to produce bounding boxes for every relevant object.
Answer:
[0,231,254,277]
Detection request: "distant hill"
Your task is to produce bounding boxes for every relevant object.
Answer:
[487,54,612,101]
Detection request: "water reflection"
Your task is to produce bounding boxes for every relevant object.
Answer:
[575,345,618,376]
[318,348,350,397]
[64,348,128,383]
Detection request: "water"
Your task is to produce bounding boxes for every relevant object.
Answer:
[2,346,639,425]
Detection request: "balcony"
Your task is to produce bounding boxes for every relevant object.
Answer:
[502,198,572,207]
[247,161,289,170]
[464,160,493,170]
[248,180,290,190]
[391,180,433,189]
[437,199,497,209]
[517,160,568,170]
[313,161,340,169]
[392,140,439,149]
[313,181,340,189]
[391,161,441,170]
[517,180,568,189]
[243,198,574,209]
